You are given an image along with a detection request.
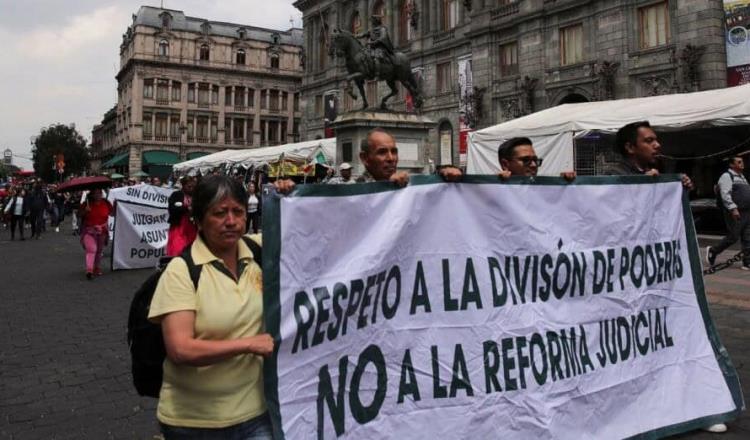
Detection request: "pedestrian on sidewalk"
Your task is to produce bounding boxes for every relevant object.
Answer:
[27,183,49,240]
[4,188,27,241]
[707,155,750,271]
[79,189,112,279]
[165,176,197,257]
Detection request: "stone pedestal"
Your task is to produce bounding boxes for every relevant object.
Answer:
[330,111,436,176]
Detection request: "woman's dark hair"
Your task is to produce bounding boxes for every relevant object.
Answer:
[192,175,247,223]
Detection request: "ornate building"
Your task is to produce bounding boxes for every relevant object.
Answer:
[105,6,304,176]
[294,0,727,166]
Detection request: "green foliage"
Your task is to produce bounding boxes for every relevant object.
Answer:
[32,123,89,182]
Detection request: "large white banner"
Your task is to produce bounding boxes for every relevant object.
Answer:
[262,176,744,439]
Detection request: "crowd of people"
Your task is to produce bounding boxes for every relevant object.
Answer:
[1,179,80,241]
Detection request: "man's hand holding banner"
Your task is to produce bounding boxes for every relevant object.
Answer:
[263,175,744,439]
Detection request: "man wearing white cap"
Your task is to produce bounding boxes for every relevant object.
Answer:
[327,162,356,185]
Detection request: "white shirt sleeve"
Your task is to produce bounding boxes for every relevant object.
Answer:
[718,172,736,211]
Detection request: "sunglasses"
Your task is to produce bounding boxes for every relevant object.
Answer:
[515,156,543,166]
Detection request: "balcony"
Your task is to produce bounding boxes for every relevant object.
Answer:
[143,134,153,141]
[155,135,169,142]
[169,136,180,142]
[234,105,247,112]
[491,2,520,20]
[197,102,210,109]
[187,136,194,143]
[433,29,455,45]
[233,139,246,146]
[196,137,209,143]
[210,137,218,144]
[156,98,170,105]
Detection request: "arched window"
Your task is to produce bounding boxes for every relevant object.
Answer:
[270,52,280,69]
[158,39,169,57]
[438,120,454,165]
[199,44,209,61]
[351,11,363,34]
[236,48,246,65]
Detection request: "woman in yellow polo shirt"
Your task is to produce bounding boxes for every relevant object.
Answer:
[149,175,274,439]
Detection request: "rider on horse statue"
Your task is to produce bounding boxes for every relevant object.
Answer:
[357,15,394,78]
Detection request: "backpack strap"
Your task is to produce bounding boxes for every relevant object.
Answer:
[179,245,202,290]
[241,235,262,268]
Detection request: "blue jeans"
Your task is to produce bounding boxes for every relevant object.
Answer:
[160,412,273,440]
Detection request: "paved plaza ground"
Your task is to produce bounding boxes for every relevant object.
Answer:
[0,226,747,439]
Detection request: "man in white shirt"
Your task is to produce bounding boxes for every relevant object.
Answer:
[327,163,356,185]
[707,155,750,271]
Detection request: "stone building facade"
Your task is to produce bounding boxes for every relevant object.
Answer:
[107,6,304,176]
[90,106,117,173]
[294,0,727,167]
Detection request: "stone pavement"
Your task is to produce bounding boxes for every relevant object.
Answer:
[0,225,747,439]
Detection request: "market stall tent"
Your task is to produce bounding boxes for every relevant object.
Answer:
[173,139,337,174]
[468,84,750,175]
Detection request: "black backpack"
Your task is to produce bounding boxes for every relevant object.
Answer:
[127,236,262,398]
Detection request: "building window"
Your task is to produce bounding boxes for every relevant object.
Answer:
[155,114,168,138]
[143,114,152,135]
[560,24,583,66]
[639,2,669,49]
[270,53,280,69]
[282,91,288,111]
[158,39,169,57]
[212,85,219,105]
[247,88,255,107]
[187,83,195,103]
[198,83,209,106]
[199,44,210,61]
[236,49,246,65]
[156,79,169,102]
[261,90,268,110]
[351,11,363,34]
[442,0,459,31]
[294,93,300,111]
[233,118,245,140]
[170,116,180,138]
[270,90,280,111]
[171,81,181,101]
[373,0,386,19]
[225,87,233,106]
[499,42,518,77]
[318,25,327,71]
[315,95,323,117]
[399,0,413,45]
[143,79,154,99]
[436,62,451,93]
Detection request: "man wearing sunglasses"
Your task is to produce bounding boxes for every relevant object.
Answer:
[496,137,576,180]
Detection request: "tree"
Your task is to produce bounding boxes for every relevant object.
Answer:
[32,123,89,182]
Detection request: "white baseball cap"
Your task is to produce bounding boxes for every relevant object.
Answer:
[339,162,352,171]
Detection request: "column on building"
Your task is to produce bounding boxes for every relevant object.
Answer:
[180,81,188,145]
[218,85,226,144]
[253,86,261,146]
[286,91,294,143]
[131,71,144,143]
[230,118,235,145]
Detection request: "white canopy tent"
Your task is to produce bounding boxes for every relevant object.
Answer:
[173,138,337,174]
[468,84,750,175]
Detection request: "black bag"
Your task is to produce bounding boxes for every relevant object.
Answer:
[127,236,262,398]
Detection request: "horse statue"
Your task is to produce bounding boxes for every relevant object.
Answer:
[328,28,424,111]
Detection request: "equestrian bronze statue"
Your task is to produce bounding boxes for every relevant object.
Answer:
[329,16,423,111]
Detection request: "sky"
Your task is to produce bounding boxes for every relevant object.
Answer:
[0,0,302,170]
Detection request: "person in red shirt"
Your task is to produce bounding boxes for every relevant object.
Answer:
[79,189,113,279]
